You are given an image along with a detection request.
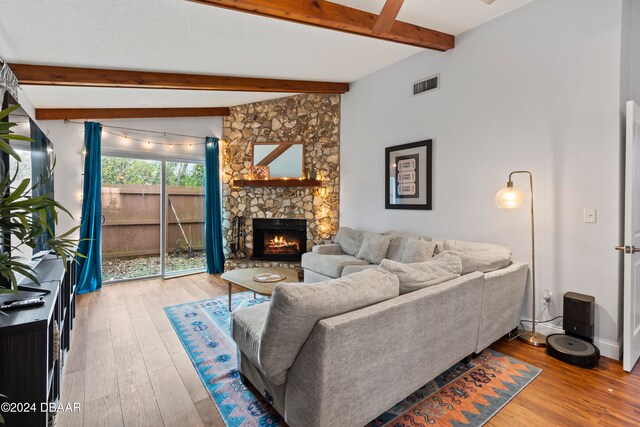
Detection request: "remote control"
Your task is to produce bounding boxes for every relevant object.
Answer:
[0,297,45,311]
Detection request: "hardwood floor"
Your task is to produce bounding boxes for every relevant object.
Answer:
[58,273,232,427]
[490,339,640,426]
[58,273,640,426]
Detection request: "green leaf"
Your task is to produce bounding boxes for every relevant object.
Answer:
[57,226,80,239]
[4,178,30,204]
[0,138,21,162]
[0,104,19,120]
[4,134,32,142]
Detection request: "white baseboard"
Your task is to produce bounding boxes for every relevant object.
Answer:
[521,322,621,360]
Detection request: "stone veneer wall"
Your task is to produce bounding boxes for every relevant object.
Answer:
[222,94,340,258]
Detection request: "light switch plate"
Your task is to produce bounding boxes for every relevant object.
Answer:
[583,208,597,223]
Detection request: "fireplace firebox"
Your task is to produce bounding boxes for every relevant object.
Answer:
[252,219,307,262]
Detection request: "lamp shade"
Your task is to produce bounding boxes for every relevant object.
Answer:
[495,185,524,209]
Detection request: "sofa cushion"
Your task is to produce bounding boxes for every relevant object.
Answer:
[434,238,509,255]
[440,249,512,274]
[232,302,270,368]
[259,269,400,384]
[401,239,437,263]
[384,231,432,261]
[341,264,379,276]
[356,232,394,264]
[385,236,414,262]
[384,230,425,240]
[311,243,343,255]
[334,227,365,256]
[377,253,462,294]
[301,253,369,278]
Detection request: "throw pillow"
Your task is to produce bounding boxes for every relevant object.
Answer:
[334,227,365,256]
[259,269,399,384]
[438,249,511,274]
[401,239,437,263]
[377,253,462,294]
[385,236,411,261]
[356,232,394,264]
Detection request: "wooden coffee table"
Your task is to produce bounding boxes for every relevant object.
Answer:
[220,267,299,311]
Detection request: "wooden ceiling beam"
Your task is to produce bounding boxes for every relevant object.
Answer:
[187,0,454,51]
[35,107,231,120]
[256,144,292,166]
[372,0,405,35]
[9,63,350,94]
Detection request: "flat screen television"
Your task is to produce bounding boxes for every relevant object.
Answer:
[1,93,55,276]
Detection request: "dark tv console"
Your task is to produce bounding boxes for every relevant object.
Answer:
[0,255,77,426]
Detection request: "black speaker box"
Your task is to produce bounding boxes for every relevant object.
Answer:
[563,292,595,342]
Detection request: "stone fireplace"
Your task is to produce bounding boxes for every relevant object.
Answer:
[222,94,340,263]
[252,219,307,262]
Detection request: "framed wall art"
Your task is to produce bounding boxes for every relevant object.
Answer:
[385,140,432,210]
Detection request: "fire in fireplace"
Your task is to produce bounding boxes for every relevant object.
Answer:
[252,219,307,262]
[265,233,300,255]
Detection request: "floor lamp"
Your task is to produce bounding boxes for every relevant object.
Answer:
[495,170,546,347]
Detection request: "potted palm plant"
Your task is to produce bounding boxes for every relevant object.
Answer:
[0,104,81,293]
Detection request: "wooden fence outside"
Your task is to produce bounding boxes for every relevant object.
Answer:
[101,184,205,258]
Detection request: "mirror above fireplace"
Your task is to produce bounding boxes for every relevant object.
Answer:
[252,142,304,179]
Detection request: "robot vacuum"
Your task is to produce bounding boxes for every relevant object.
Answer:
[546,334,600,368]
[545,292,600,368]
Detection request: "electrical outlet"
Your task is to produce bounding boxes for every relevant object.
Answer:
[543,289,552,304]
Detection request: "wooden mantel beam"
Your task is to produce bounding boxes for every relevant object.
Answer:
[187,0,454,51]
[35,107,231,121]
[9,63,350,94]
[372,0,405,35]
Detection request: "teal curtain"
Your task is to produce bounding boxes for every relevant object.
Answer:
[205,136,225,274]
[76,122,102,294]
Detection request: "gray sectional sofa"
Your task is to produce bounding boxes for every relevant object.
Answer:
[301,228,514,283]
[231,227,528,427]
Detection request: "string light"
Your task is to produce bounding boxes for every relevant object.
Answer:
[63,119,216,149]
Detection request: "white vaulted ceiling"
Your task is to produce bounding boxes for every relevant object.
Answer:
[0,0,532,108]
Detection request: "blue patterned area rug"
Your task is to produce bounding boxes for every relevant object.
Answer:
[164,292,541,427]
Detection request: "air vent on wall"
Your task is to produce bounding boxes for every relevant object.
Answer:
[413,75,439,96]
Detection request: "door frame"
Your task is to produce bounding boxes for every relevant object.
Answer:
[100,150,206,283]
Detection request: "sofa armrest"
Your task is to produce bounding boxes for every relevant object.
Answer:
[475,261,528,352]
[311,243,343,255]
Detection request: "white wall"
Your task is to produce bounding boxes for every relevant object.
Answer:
[35,116,222,239]
[341,0,625,356]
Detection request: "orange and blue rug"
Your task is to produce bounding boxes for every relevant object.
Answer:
[164,292,541,427]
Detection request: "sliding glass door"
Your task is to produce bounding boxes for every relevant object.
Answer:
[165,161,206,275]
[101,157,162,282]
[101,155,205,283]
